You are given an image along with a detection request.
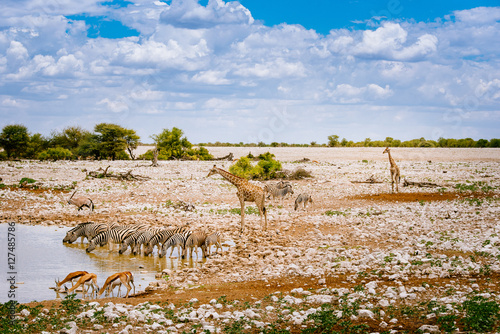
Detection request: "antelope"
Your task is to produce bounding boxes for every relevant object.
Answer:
[97,272,135,298]
[55,271,89,289]
[67,190,95,211]
[65,273,99,297]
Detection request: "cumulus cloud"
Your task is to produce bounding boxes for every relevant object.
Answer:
[159,0,254,29]
[354,22,438,61]
[0,1,499,142]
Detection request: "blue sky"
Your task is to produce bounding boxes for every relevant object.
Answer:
[0,0,499,144]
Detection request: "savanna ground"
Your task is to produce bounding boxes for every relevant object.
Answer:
[1,147,500,333]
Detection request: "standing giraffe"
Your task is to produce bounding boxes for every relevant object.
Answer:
[383,147,401,193]
[207,165,267,232]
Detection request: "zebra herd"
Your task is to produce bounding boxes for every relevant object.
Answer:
[264,181,313,211]
[63,221,222,259]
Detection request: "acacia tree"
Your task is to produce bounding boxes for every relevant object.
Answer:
[124,129,140,160]
[0,124,30,158]
[50,126,89,153]
[327,135,339,147]
[152,127,192,160]
[94,123,130,160]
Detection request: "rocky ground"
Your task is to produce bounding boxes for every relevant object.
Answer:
[1,147,500,333]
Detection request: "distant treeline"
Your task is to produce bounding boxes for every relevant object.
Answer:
[1,123,498,161]
[200,136,500,148]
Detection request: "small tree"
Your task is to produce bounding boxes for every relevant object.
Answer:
[124,129,140,160]
[77,133,101,160]
[50,126,89,153]
[94,123,129,160]
[0,124,30,158]
[327,135,339,147]
[151,127,192,160]
[26,133,50,159]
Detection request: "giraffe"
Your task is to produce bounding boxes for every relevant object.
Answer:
[383,147,401,193]
[207,165,267,232]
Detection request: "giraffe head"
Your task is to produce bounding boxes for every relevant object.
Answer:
[206,165,218,178]
[383,147,390,154]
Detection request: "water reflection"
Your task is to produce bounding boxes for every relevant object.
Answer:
[0,224,214,303]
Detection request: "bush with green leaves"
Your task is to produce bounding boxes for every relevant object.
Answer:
[37,147,73,161]
[459,295,500,332]
[229,152,282,180]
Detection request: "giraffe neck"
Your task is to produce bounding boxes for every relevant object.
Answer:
[215,168,245,187]
[387,151,396,167]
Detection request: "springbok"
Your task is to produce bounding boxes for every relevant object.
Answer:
[65,273,99,297]
[97,272,135,298]
[55,270,89,289]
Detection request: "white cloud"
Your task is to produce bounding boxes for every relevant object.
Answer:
[234,58,307,79]
[159,0,254,29]
[192,70,231,85]
[452,6,500,24]
[354,22,437,61]
[97,98,129,113]
[6,41,29,60]
[0,1,499,142]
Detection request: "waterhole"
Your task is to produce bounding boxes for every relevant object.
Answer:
[0,224,226,303]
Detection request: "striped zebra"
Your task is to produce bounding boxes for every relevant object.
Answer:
[266,183,294,205]
[143,226,188,256]
[158,230,192,258]
[183,231,208,259]
[118,228,153,254]
[294,193,313,211]
[131,227,165,255]
[86,224,147,253]
[203,231,222,256]
[63,222,114,244]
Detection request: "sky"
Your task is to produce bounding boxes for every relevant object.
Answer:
[0,0,499,144]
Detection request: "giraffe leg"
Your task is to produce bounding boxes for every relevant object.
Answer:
[239,197,245,233]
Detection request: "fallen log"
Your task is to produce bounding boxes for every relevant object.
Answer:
[86,166,150,181]
[213,153,234,161]
[403,178,441,188]
[351,175,383,184]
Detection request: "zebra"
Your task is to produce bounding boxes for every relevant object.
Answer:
[264,181,291,198]
[131,227,165,255]
[203,231,222,256]
[86,224,146,253]
[294,193,313,211]
[266,183,294,205]
[158,230,192,258]
[118,228,152,254]
[183,231,208,259]
[143,226,188,256]
[63,222,114,244]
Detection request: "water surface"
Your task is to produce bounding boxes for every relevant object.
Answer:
[0,224,207,303]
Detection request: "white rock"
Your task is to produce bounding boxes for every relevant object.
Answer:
[418,325,441,333]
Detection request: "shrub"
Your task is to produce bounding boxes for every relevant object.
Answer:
[229,156,255,179]
[38,147,72,161]
[288,167,312,179]
[459,296,500,332]
[230,152,282,180]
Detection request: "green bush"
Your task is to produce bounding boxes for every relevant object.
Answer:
[37,147,72,161]
[19,178,36,185]
[229,156,255,179]
[460,296,500,332]
[229,152,282,180]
